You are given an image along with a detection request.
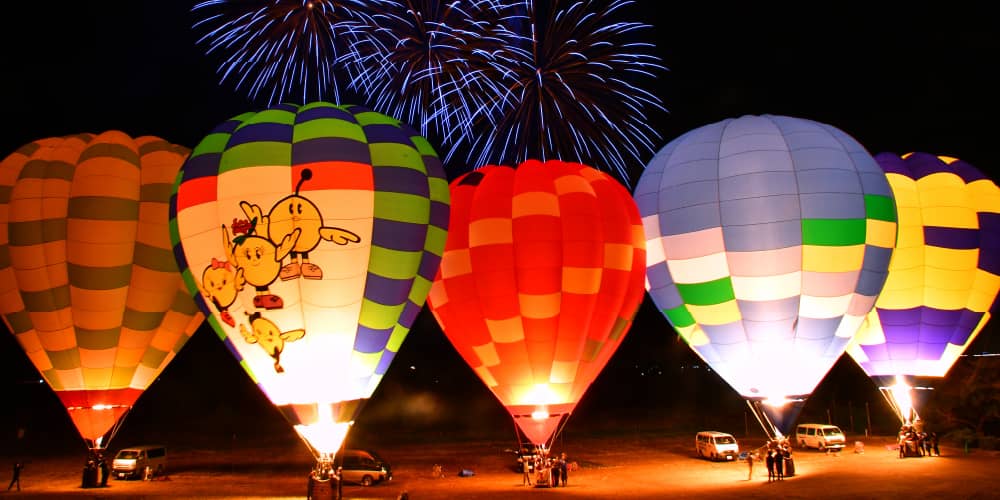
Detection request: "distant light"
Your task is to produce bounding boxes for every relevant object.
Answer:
[531,410,549,420]
[92,404,113,411]
[409,365,416,370]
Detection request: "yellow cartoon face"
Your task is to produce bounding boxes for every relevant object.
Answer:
[249,317,282,352]
[233,235,281,287]
[201,265,239,308]
[269,194,322,253]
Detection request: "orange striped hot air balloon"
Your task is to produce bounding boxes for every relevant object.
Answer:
[0,131,204,454]
[427,160,646,448]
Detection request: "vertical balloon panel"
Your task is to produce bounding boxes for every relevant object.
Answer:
[0,132,204,449]
[427,160,646,446]
[635,115,897,437]
[169,102,449,459]
[847,152,1000,423]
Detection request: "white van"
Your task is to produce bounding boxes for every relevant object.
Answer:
[795,424,846,451]
[338,449,392,486]
[695,431,740,461]
[112,445,167,480]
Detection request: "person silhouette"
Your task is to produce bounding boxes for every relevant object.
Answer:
[7,462,23,491]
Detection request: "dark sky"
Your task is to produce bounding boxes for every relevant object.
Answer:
[1,2,998,442]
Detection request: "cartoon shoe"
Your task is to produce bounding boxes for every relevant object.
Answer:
[280,262,301,281]
[301,263,323,280]
[253,294,284,310]
[220,310,235,327]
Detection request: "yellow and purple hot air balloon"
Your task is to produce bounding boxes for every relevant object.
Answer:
[0,131,205,453]
[635,115,898,439]
[847,152,1000,425]
[169,102,449,477]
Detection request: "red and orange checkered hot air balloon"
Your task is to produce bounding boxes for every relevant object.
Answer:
[427,160,646,448]
[0,131,205,454]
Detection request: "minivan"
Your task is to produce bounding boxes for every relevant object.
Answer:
[338,449,392,486]
[695,431,740,461]
[795,424,846,451]
[112,445,167,480]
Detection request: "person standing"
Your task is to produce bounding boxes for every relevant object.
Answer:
[551,453,562,487]
[99,455,110,487]
[7,462,23,491]
[746,451,754,481]
[774,448,784,481]
[931,432,940,456]
[765,449,775,482]
[559,452,569,486]
[519,453,532,486]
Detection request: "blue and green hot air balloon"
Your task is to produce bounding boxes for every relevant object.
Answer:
[635,115,897,439]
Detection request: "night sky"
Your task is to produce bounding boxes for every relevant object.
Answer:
[1,2,998,445]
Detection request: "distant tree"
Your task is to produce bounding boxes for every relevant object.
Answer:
[926,356,1000,437]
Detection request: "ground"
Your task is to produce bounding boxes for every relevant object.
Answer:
[1,432,998,499]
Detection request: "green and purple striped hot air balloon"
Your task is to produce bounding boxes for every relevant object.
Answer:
[634,115,898,439]
[847,152,1000,424]
[168,102,449,468]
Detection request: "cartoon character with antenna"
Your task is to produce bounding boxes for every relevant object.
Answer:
[223,217,300,310]
[240,168,361,281]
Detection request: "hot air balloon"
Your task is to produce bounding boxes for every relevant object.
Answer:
[169,102,448,483]
[847,152,1000,426]
[634,115,898,440]
[427,159,646,449]
[0,131,205,456]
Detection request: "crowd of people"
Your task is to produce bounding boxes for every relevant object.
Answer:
[519,450,570,488]
[746,438,795,483]
[898,424,940,458]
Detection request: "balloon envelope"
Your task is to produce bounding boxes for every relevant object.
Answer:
[0,131,205,448]
[635,115,897,436]
[847,152,1000,420]
[170,102,449,459]
[427,160,646,446]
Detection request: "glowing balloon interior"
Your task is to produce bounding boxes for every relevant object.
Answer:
[169,102,449,460]
[428,160,646,446]
[847,152,1000,424]
[0,131,205,449]
[635,115,897,438]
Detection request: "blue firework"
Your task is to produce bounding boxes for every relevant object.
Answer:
[341,0,516,142]
[448,0,667,186]
[191,0,384,105]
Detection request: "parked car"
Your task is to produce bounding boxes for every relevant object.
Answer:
[795,423,846,451]
[337,449,391,486]
[695,431,740,461]
[112,445,167,480]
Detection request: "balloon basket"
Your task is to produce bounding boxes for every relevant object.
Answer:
[307,458,341,500]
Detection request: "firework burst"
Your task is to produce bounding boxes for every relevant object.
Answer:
[191,0,383,105]
[449,0,667,185]
[342,0,516,143]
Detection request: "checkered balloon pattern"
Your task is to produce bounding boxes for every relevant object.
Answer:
[635,115,897,402]
[428,159,646,446]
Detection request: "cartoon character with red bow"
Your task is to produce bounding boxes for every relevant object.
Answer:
[199,257,245,327]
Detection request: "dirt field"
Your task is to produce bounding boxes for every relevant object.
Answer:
[2,432,998,499]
